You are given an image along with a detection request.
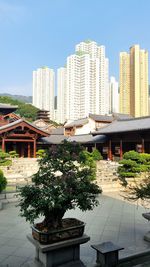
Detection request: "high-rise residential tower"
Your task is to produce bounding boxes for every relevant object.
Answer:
[32,67,55,120]
[57,67,67,123]
[57,40,109,122]
[109,76,119,113]
[119,45,148,117]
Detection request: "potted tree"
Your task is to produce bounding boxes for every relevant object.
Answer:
[18,141,101,244]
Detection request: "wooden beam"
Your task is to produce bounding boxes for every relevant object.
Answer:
[108,140,112,160]
[7,133,35,138]
[120,139,123,160]
[4,139,34,142]
[2,138,5,152]
[142,138,145,153]
[21,144,24,157]
[28,142,31,158]
[33,138,36,158]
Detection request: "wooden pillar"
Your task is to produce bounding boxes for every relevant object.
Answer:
[28,142,31,158]
[120,139,123,160]
[108,140,112,160]
[33,139,36,158]
[21,143,24,157]
[2,137,5,152]
[142,138,145,153]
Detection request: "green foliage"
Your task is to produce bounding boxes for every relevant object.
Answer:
[9,151,19,158]
[0,96,39,122]
[119,159,138,168]
[0,150,12,166]
[118,150,150,187]
[18,141,101,228]
[118,172,136,178]
[126,176,150,201]
[17,103,39,121]
[91,149,103,161]
[0,169,7,193]
[123,151,141,161]
[36,149,46,158]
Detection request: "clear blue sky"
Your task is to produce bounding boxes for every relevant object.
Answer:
[0,0,149,96]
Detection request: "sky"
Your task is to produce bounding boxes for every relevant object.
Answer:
[0,0,150,96]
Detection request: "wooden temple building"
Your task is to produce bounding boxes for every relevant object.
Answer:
[0,104,49,157]
[93,116,150,160]
[1,103,150,160]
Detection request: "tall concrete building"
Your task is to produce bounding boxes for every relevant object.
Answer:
[120,45,148,117]
[32,67,55,120]
[119,52,130,114]
[57,40,109,123]
[62,40,109,121]
[109,76,119,113]
[57,67,67,123]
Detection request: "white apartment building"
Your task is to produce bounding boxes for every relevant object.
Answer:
[32,67,55,120]
[57,41,109,123]
[57,67,67,123]
[109,76,119,113]
[65,40,109,121]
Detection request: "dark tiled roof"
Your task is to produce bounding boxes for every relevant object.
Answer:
[112,113,133,120]
[0,118,49,135]
[68,134,107,144]
[40,134,107,145]
[94,116,150,135]
[64,118,89,128]
[0,103,18,109]
[40,135,67,144]
[50,127,64,135]
[89,113,114,122]
[0,119,23,130]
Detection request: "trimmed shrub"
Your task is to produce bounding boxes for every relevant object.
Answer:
[123,151,141,162]
[91,149,103,161]
[36,149,46,158]
[0,170,7,193]
[9,151,19,158]
[0,150,12,166]
[118,150,150,187]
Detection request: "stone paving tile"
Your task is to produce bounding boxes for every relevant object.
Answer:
[1,255,27,267]
[0,254,10,264]
[1,193,150,266]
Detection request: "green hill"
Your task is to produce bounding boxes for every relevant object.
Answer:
[0,93,32,103]
[0,96,38,122]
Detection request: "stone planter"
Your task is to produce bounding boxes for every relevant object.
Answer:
[32,218,85,244]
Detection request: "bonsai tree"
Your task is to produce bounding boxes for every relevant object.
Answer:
[18,141,101,229]
[0,170,7,193]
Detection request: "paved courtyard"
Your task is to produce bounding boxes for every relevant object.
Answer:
[0,192,150,266]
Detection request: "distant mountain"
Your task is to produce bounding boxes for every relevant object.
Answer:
[0,93,32,103]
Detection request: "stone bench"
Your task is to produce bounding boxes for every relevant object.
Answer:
[91,241,124,267]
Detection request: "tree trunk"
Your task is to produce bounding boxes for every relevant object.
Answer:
[43,209,66,229]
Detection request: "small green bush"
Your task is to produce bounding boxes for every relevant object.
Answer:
[119,172,136,178]
[0,160,12,166]
[119,159,139,168]
[123,151,141,161]
[36,149,46,158]
[91,149,103,161]
[0,150,12,166]
[140,153,150,164]
[9,151,19,158]
[118,150,150,187]
[0,170,7,193]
